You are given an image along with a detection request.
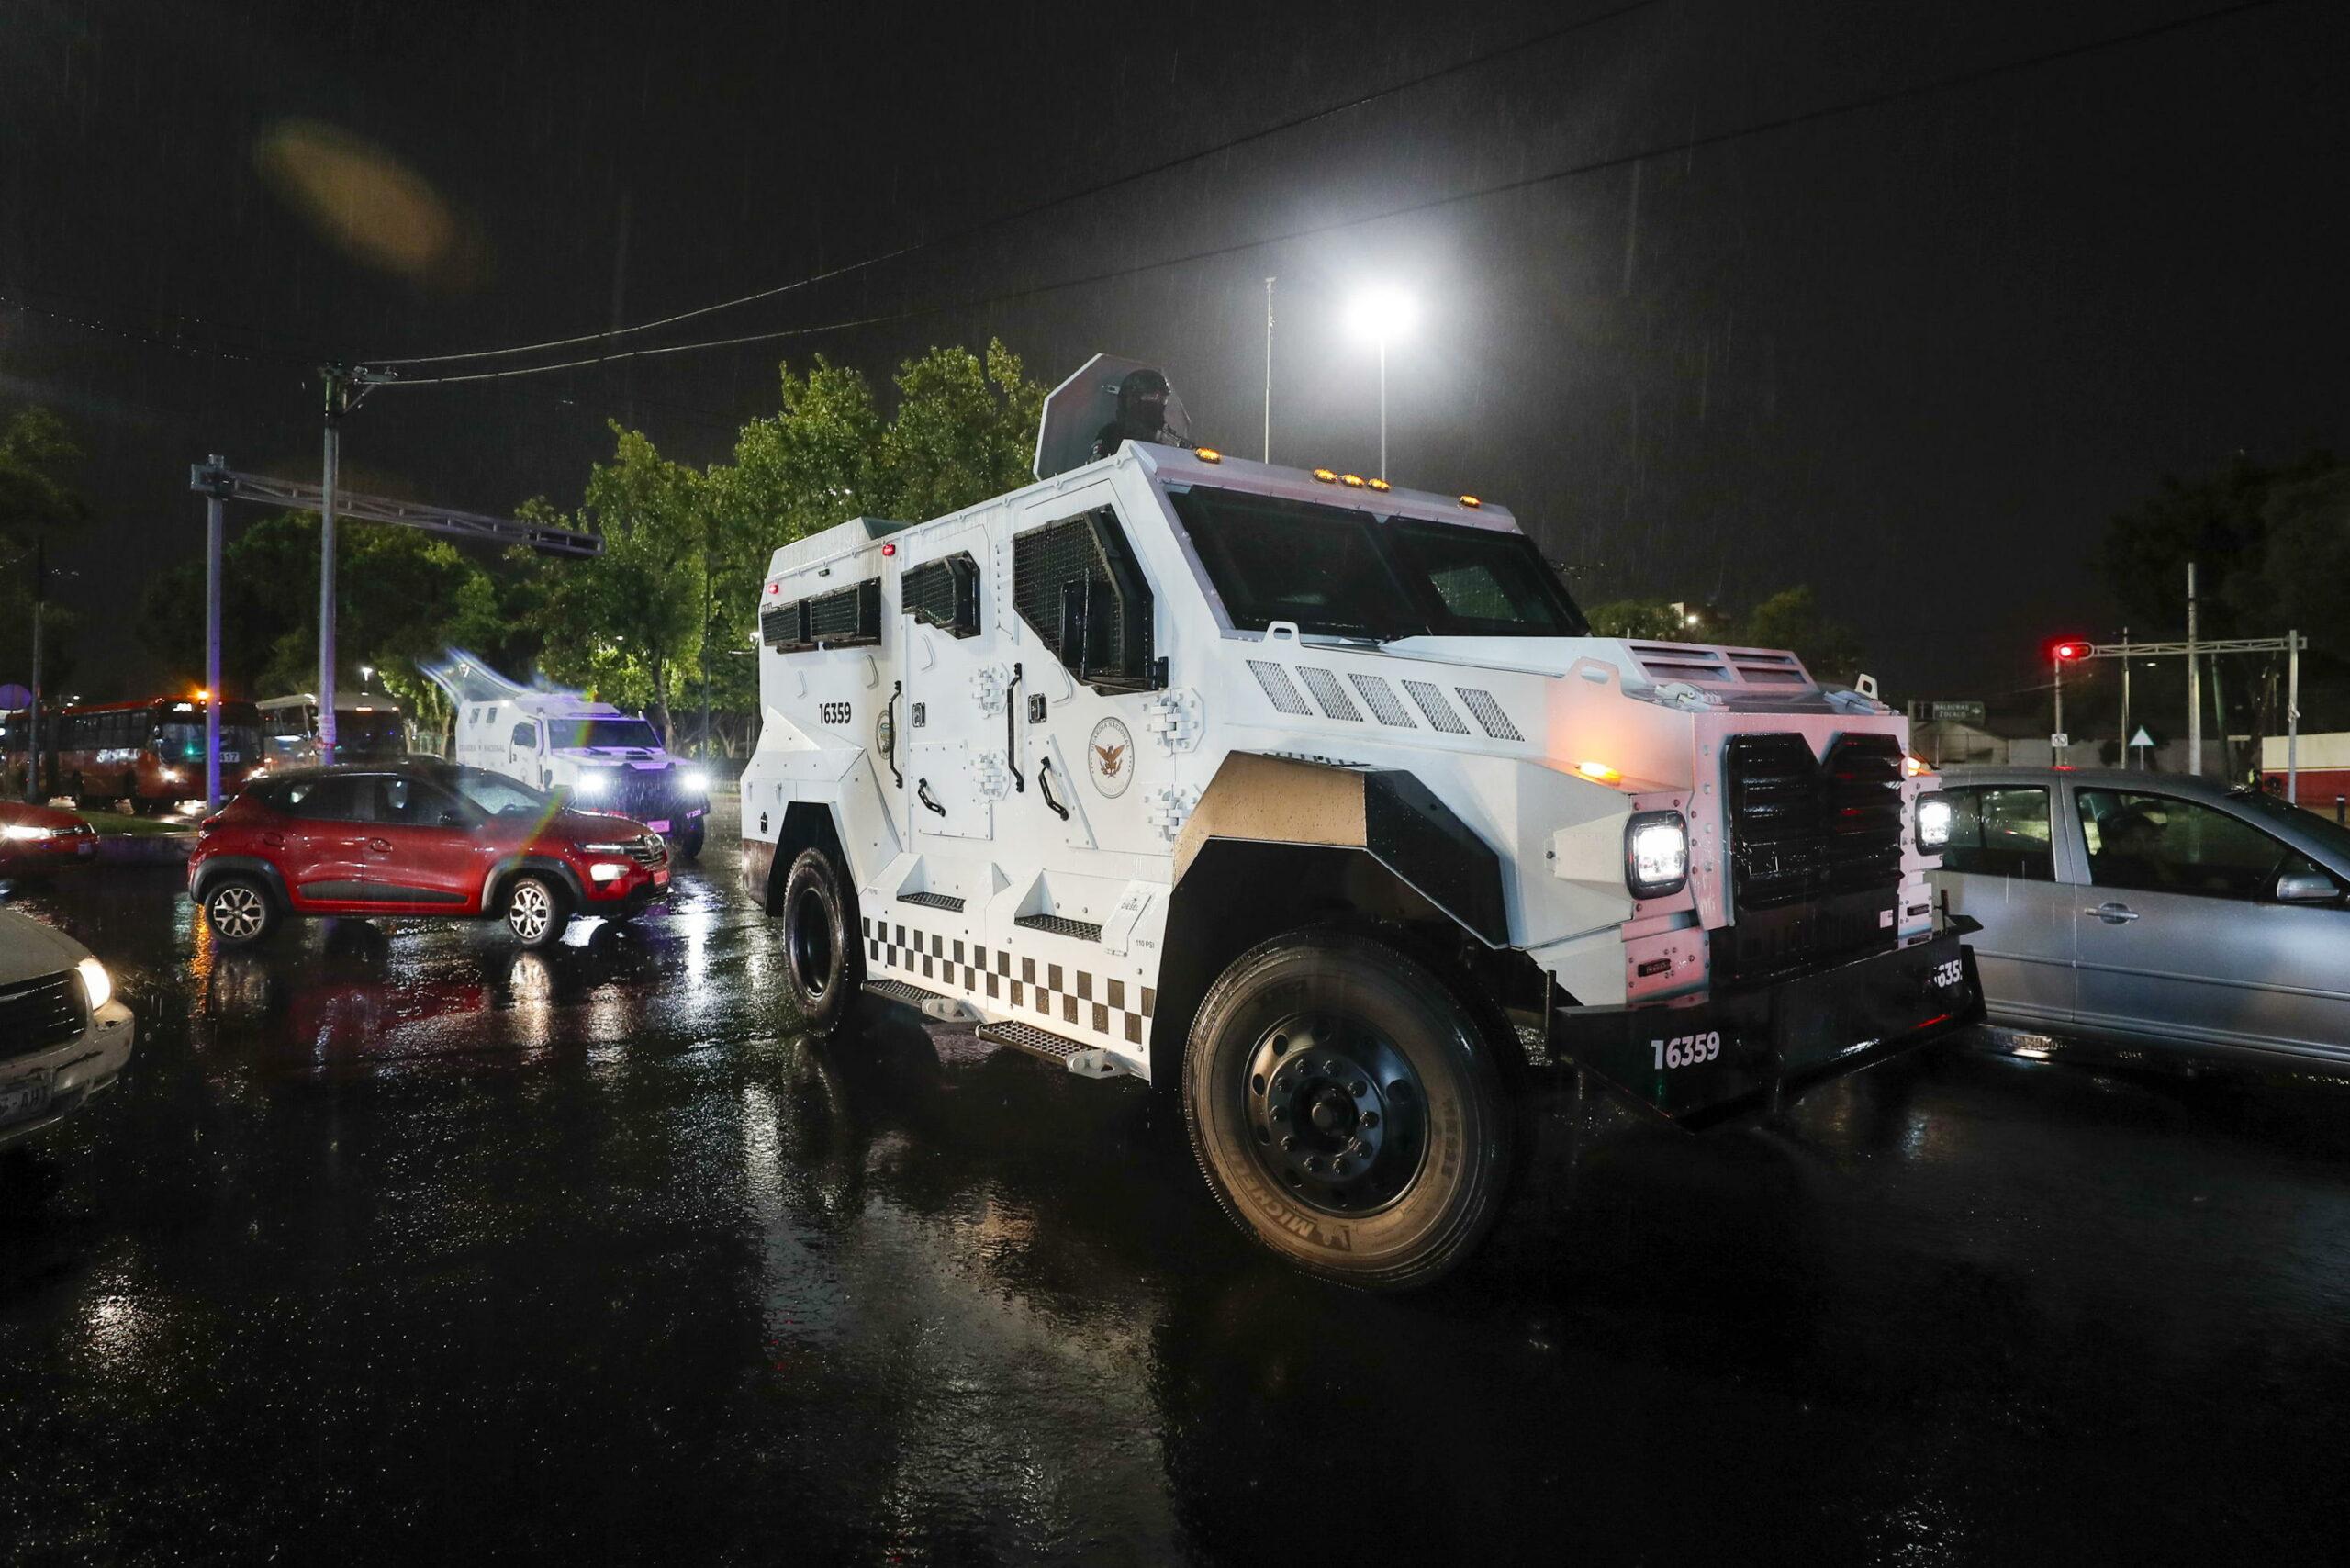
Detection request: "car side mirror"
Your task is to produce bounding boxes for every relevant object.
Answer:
[2275,870,2343,905]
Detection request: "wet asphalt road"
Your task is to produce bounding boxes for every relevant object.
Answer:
[6,812,2350,1565]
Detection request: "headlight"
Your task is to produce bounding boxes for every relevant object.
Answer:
[3,823,57,841]
[1915,792,1953,850]
[588,862,628,883]
[1624,811,1690,899]
[75,957,112,1012]
[574,770,610,797]
[681,768,710,795]
[159,767,182,783]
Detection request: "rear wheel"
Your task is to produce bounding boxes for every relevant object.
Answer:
[202,876,276,946]
[675,823,705,860]
[1183,930,1515,1291]
[503,874,570,948]
[780,846,863,1033]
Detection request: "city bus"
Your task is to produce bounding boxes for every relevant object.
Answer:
[32,696,264,812]
[257,690,407,766]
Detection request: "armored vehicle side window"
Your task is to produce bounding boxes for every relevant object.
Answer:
[1013,508,1159,691]
[509,721,537,749]
[1385,519,1585,635]
[767,580,881,652]
[901,553,981,637]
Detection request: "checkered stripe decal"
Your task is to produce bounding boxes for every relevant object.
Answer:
[865,915,1155,1046]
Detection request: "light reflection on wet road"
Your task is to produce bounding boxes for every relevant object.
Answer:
[6,823,2350,1563]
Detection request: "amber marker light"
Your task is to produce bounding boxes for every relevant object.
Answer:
[1339,473,1366,487]
[1311,468,1338,483]
[1196,447,1223,463]
[1366,477,1392,492]
[1459,495,1482,509]
[1577,761,1623,784]
[1902,753,1931,778]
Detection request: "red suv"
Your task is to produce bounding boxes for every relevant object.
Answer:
[189,762,670,948]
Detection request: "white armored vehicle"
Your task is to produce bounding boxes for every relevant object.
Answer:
[741,354,1981,1288]
[448,677,710,857]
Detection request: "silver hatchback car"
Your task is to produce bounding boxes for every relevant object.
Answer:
[1930,767,2350,1066]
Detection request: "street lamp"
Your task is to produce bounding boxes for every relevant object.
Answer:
[1345,286,1416,480]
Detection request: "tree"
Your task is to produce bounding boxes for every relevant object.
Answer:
[535,425,707,741]
[1584,598,1695,641]
[2102,451,2339,639]
[1,403,93,694]
[1740,586,1867,685]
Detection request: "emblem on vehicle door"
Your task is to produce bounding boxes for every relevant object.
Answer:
[1087,717,1135,798]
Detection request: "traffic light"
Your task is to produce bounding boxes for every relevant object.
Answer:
[2048,637,2092,663]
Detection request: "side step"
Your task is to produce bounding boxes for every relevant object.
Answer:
[863,979,978,1022]
[976,1021,1125,1079]
[1013,913,1103,943]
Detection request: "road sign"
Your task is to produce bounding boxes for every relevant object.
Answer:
[2051,733,2070,749]
[1928,700,1986,724]
[0,683,29,710]
[2129,726,2154,749]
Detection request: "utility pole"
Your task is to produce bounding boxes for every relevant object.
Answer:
[1263,276,1275,463]
[2287,630,2302,805]
[2052,648,2065,765]
[2187,563,2201,777]
[27,536,43,802]
[195,457,233,807]
[318,365,358,757]
[2120,628,2132,769]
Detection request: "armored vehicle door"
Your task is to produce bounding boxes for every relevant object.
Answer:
[899,528,994,843]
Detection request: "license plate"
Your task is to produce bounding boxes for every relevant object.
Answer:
[221,752,241,762]
[654,868,669,887]
[648,819,671,834]
[0,1071,51,1127]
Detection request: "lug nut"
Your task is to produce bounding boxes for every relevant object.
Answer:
[1348,1080,1368,1097]
[1361,1112,1380,1129]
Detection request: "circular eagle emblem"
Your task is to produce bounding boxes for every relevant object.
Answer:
[1086,717,1135,799]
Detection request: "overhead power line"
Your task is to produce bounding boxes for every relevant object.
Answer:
[360,0,1671,369]
[369,0,2295,391]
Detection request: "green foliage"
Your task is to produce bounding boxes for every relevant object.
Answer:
[533,425,708,736]
[1,403,93,690]
[1741,586,1866,684]
[2102,450,2340,636]
[1584,598,1693,641]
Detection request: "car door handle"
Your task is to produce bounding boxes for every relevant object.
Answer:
[368,837,392,853]
[262,832,285,848]
[2085,902,2140,924]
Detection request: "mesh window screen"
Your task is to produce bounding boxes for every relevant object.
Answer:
[901,553,979,636]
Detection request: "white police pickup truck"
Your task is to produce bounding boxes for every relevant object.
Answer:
[453,691,710,858]
[739,355,1981,1288]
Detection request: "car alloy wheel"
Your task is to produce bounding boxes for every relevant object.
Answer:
[207,882,267,941]
[508,879,554,943]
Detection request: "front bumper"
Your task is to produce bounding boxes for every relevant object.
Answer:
[1559,928,1985,1129]
[0,999,136,1150]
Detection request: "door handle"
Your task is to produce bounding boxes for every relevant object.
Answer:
[262,832,285,848]
[2085,902,2140,924]
[368,837,392,854]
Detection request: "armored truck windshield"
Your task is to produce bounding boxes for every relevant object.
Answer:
[1167,487,1587,640]
[546,717,663,750]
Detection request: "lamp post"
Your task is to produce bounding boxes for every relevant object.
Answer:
[1345,286,1416,480]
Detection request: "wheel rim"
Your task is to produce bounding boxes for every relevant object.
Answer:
[1241,1011,1428,1216]
[509,880,551,941]
[788,887,834,1001]
[209,884,264,939]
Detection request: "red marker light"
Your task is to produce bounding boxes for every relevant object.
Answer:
[882,543,896,556]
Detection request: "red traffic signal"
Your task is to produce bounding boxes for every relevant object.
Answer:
[2048,638,2092,663]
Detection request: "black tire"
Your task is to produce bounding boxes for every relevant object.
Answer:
[780,846,863,1034]
[503,873,571,948]
[1183,929,1515,1291]
[202,874,276,946]
[674,823,705,861]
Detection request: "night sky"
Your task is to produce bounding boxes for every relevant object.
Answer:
[3,0,2343,702]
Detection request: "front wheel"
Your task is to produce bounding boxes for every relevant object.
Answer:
[674,823,705,861]
[1183,930,1515,1291]
[503,873,571,948]
[780,846,863,1034]
[202,876,276,946]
